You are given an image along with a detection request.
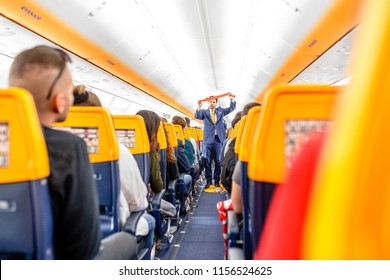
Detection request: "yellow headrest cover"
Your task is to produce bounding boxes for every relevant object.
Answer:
[238,106,262,162]
[112,115,150,155]
[174,124,185,144]
[53,106,119,163]
[199,129,204,141]
[234,115,247,155]
[231,119,241,139]
[0,88,49,183]
[157,122,167,149]
[163,123,178,148]
[190,128,197,140]
[248,84,337,183]
[183,127,192,140]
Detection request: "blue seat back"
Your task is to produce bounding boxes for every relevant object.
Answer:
[133,154,151,186]
[52,106,120,239]
[112,115,150,185]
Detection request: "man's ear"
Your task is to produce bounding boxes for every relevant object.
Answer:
[53,93,66,114]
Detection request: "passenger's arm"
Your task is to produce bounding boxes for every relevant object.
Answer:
[230,160,242,214]
[220,146,236,193]
[177,140,191,173]
[231,181,243,214]
[184,139,195,165]
[118,144,149,212]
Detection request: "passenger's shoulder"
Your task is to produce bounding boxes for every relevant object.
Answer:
[119,143,136,161]
[228,138,236,149]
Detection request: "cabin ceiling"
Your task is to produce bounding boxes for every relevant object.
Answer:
[0,0,357,123]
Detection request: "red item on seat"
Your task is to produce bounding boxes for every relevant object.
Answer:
[216,199,234,259]
[255,132,326,260]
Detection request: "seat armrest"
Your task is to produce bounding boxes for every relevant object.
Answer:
[168,179,177,192]
[227,210,240,247]
[151,189,166,210]
[228,247,245,260]
[167,179,178,205]
[124,211,144,235]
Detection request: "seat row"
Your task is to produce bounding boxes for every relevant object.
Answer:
[227,0,390,259]
[226,84,338,259]
[0,88,203,259]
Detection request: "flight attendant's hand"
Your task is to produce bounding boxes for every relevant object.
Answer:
[198,100,203,110]
[228,92,235,101]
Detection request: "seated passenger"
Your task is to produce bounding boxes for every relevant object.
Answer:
[136,110,176,250]
[171,116,194,203]
[217,102,260,258]
[8,45,136,259]
[220,112,242,194]
[185,117,201,166]
[73,85,156,259]
[160,117,179,186]
[184,117,201,185]
[231,102,261,214]
[220,111,242,164]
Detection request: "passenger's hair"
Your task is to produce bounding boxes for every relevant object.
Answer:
[10,46,70,77]
[171,116,187,129]
[242,102,261,116]
[184,117,191,127]
[231,111,242,128]
[136,110,160,152]
[160,117,168,123]
[234,111,242,119]
[73,85,102,106]
[9,45,72,109]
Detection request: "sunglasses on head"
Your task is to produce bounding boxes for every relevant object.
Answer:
[46,48,72,100]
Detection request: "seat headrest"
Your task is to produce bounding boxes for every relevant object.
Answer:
[112,115,150,155]
[157,123,167,149]
[0,88,49,183]
[162,123,178,147]
[52,106,119,163]
[248,84,337,183]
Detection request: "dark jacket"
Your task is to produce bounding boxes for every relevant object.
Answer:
[221,138,237,193]
[177,139,191,173]
[43,127,101,260]
[184,139,195,165]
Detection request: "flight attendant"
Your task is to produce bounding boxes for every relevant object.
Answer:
[195,93,236,190]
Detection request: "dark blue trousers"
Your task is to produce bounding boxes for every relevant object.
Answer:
[204,135,222,185]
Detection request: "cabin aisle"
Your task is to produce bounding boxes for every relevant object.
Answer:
[170,188,226,260]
